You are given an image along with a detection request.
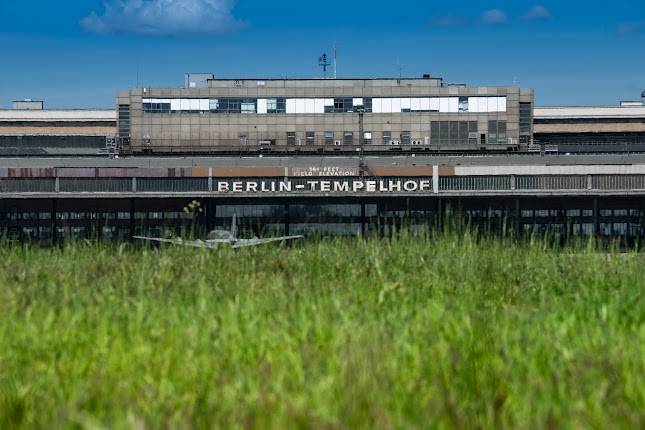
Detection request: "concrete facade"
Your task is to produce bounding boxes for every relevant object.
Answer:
[533,103,645,147]
[117,77,533,154]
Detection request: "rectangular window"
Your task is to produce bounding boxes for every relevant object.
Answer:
[287,132,296,145]
[267,97,286,114]
[430,122,440,144]
[449,122,459,145]
[324,131,334,145]
[143,103,171,113]
[241,99,256,114]
[440,121,450,145]
[519,102,532,143]
[333,98,353,113]
[401,131,411,145]
[458,96,469,112]
[488,120,498,144]
[343,131,353,145]
[458,122,469,145]
[382,131,391,145]
[363,98,373,113]
[216,98,229,113]
[468,121,478,144]
[227,98,241,113]
[118,105,130,138]
[363,132,372,145]
[497,121,507,144]
[306,131,315,145]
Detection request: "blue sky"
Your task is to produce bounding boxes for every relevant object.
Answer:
[0,0,643,108]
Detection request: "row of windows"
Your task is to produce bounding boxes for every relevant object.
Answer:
[0,212,196,221]
[281,127,508,145]
[142,96,508,115]
[430,121,479,145]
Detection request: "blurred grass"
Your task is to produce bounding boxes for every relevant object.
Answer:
[0,230,643,429]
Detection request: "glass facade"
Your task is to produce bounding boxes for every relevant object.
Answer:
[3,197,645,245]
[141,96,507,115]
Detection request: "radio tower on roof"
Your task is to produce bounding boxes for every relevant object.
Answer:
[319,53,331,78]
[333,43,337,79]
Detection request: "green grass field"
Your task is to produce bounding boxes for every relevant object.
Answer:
[0,232,644,429]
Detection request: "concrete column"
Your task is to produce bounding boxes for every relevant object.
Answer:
[55,177,60,193]
[510,175,516,191]
[433,165,439,194]
[131,177,137,193]
[587,175,593,190]
[208,168,213,192]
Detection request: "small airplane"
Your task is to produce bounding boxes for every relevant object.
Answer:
[133,213,303,249]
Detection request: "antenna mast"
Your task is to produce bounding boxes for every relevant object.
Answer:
[318,53,331,78]
[333,43,337,79]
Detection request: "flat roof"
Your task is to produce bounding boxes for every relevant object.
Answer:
[2,153,645,169]
[0,109,116,122]
[535,106,645,119]
[206,77,443,82]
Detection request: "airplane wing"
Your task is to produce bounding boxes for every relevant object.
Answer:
[133,236,221,249]
[133,236,183,245]
[231,235,304,248]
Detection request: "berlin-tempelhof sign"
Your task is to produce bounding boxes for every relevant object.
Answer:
[214,179,433,194]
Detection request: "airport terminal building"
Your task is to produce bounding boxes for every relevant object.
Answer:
[116,76,534,153]
[3,75,645,244]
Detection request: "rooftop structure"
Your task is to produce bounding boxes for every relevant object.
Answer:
[0,105,116,155]
[117,76,534,154]
[12,100,44,110]
[533,102,645,148]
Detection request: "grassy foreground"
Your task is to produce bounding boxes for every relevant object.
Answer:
[0,232,644,429]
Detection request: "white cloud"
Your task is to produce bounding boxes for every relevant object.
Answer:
[81,0,247,36]
[522,5,551,21]
[480,9,508,25]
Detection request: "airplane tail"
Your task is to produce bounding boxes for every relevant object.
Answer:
[231,213,238,239]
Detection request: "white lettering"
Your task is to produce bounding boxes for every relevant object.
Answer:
[404,181,418,192]
[218,178,432,194]
[334,181,349,192]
